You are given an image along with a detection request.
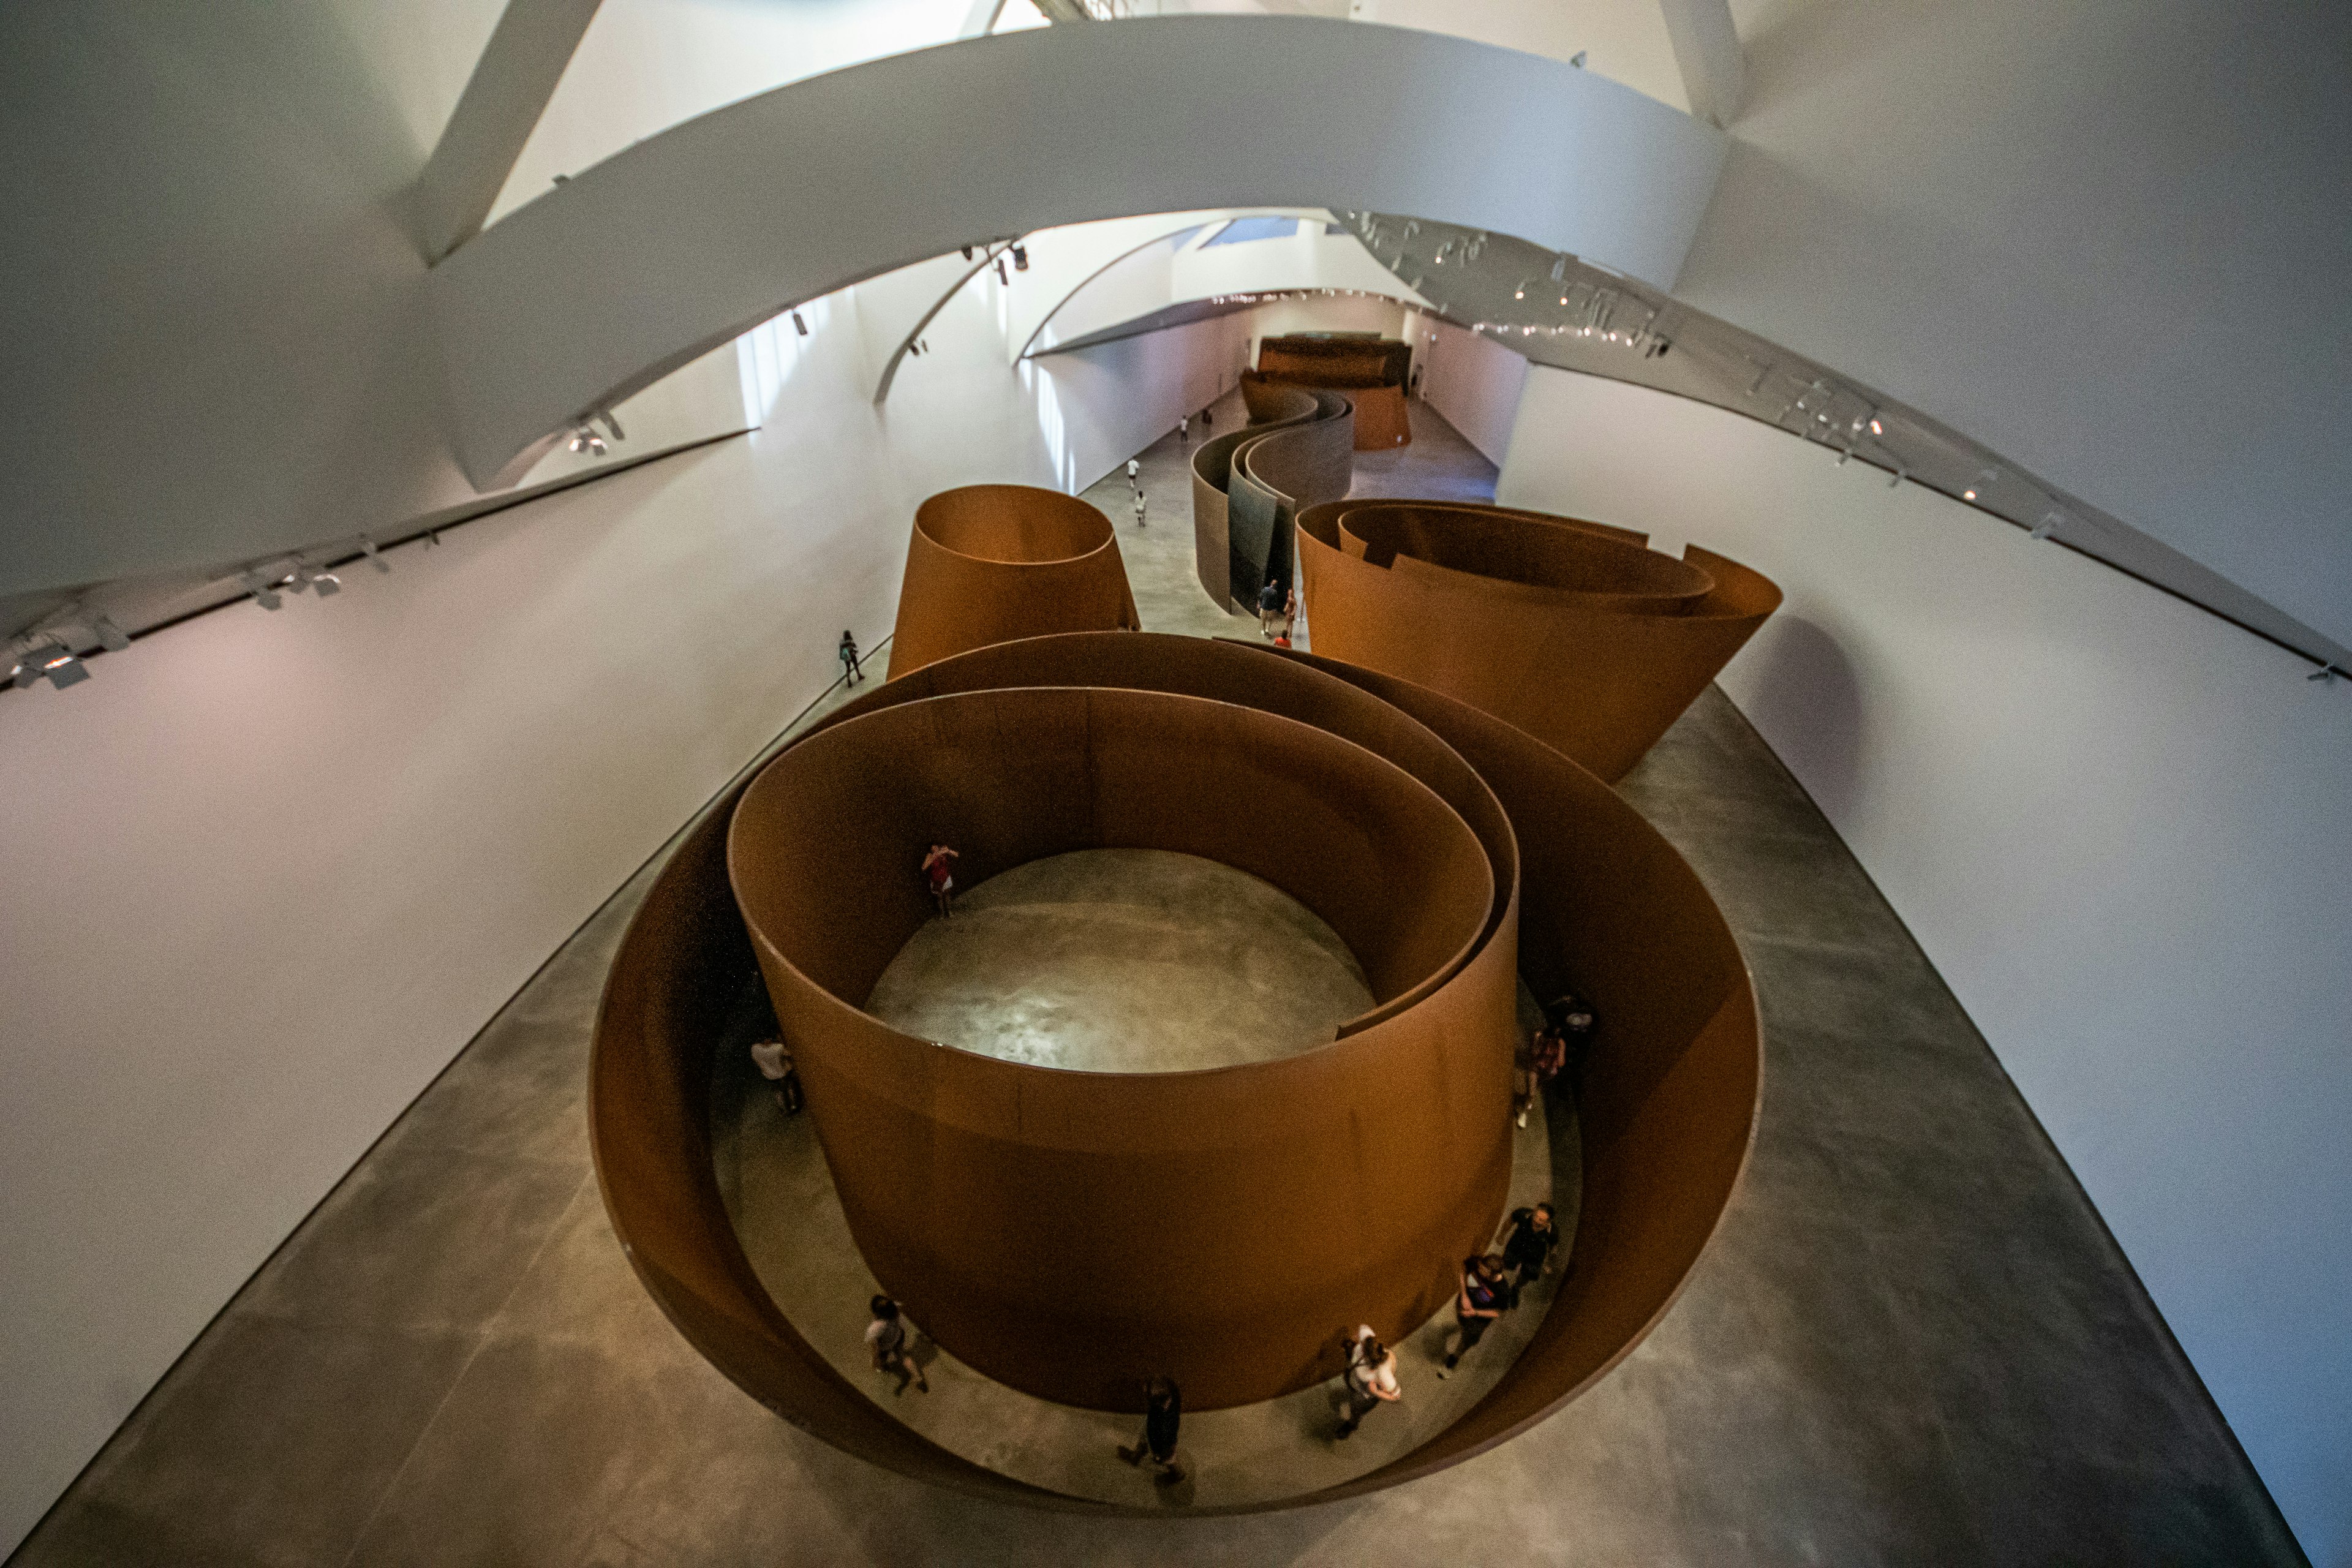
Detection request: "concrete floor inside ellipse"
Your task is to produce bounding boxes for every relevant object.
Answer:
[865,848,1375,1074]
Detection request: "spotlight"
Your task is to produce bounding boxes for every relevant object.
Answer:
[2030,513,2064,541]
[360,538,391,575]
[239,570,285,610]
[1570,50,1588,66]
[995,257,1008,285]
[1889,464,1907,489]
[1963,466,2000,502]
[568,424,607,456]
[792,311,809,337]
[1513,280,1530,300]
[12,639,87,690]
[1868,414,1885,436]
[2310,665,2340,684]
[93,614,130,652]
[961,245,974,260]
[597,410,627,442]
[1011,244,1028,271]
[311,570,341,598]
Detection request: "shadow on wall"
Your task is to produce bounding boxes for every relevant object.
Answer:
[1728,617,1866,822]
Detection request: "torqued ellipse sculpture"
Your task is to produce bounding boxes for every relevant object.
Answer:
[590,631,1760,1512]
[1297,500,1784,782]
[886,483,1139,679]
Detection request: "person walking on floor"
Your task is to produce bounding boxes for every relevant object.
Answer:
[1282,585,1297,640]
[1133,492,1147,530]
[1126,457,1141,492]
[1498,1202,1559,1308]
[922,843,960,919]
[867,1295,929,1394]
[1200,405,1214,432]
[750,1036,802,1115]
[838,630,864,685]
[1438,1255,1508,1377]
[1117,1377,1186,1483]
[1259,578,1284,637]
[1335,1325,1400,1439]
[1178,415,1189,445]
[1544,992,1599,1099]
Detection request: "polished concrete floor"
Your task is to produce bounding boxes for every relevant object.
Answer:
[10,399,2304,1566]
[867,849,1373,1072]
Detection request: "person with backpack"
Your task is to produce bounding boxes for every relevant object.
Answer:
[1117,1376,1186,1483]
[1335,1324,1400,1439]
[1438,1255,1508,1377]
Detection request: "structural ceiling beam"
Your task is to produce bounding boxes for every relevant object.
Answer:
[415,0,606,263]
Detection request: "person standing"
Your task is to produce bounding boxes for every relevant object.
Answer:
[1498,1202,1559,1307]
[1438,1255,1507,1377]
[1117,1377,1186,1483]
[1544,992,1599,1098]
[1282,585,1297,640]
[1178,414,1189,445]
[1132,492,1147,530]
[750,1036,802,1115]
[1126,457,1141,492]
[1335,1325,1400,1439]
[921,843,960,918]
[866,1295,929,1394]
[1259,578,1284,637]
[838,630,864,685]
[1200,405,1214,432]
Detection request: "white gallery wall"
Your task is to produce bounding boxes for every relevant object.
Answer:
[1406,312,1529,468]
[0,263,1250,1557]
[1499,366,2352,1560]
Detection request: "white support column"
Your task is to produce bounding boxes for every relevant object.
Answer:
[415,0,606,263]
[1657,0,1743,129]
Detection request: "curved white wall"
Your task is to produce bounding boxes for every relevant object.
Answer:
[1499,365,2352,1562]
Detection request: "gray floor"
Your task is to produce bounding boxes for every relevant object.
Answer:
[867,848,1373,1073]
[10,399,2304,1567]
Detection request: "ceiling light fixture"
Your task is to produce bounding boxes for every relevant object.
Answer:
[360,538,391,575]
[239,570,285,610]
[2030,513,2064,541]
[568,424,607,456]
[92,614,130,652]
[12,639,87,690]
[792,311,809,336]
[1011,244,1029,271]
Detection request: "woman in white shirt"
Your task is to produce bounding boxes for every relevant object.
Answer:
[1335,1324,1400,1440]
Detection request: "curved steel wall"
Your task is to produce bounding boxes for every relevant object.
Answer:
[728,683,1515,1410]
[886,484,1139,679]
[589,630,1760,1512]
[1249,336,1413,451]
[1191,390,1352,611]
[1298,500,1783,782]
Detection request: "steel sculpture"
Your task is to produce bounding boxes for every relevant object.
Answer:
[1297,500,1782,782]
[886,484,1139,679]
[589,630,1759,1513]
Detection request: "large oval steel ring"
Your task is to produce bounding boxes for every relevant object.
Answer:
[588,631,1760,1513]
[886,483,1140,679]
[1297,499,1785,782]
[726,682,1517,1411]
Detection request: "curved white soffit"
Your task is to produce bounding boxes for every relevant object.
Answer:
[1003,208,1319,364]
[430,16,1727,488]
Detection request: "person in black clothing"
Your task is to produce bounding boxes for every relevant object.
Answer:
[1117,1376,1185,1482]
[1438,1254,1508,1377]
[1499,1202,1560,1307]
[1543,992,1598,1098]
[838,630,864,685]
[1259,578,1285,637]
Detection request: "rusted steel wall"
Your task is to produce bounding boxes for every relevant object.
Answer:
[1298,500,1782,782]
[589,631,1760,1512]
[1247,336,1412,450]
[886,484,1139,679]
[1194,391,1352,610]
[728,683,1516,1411]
